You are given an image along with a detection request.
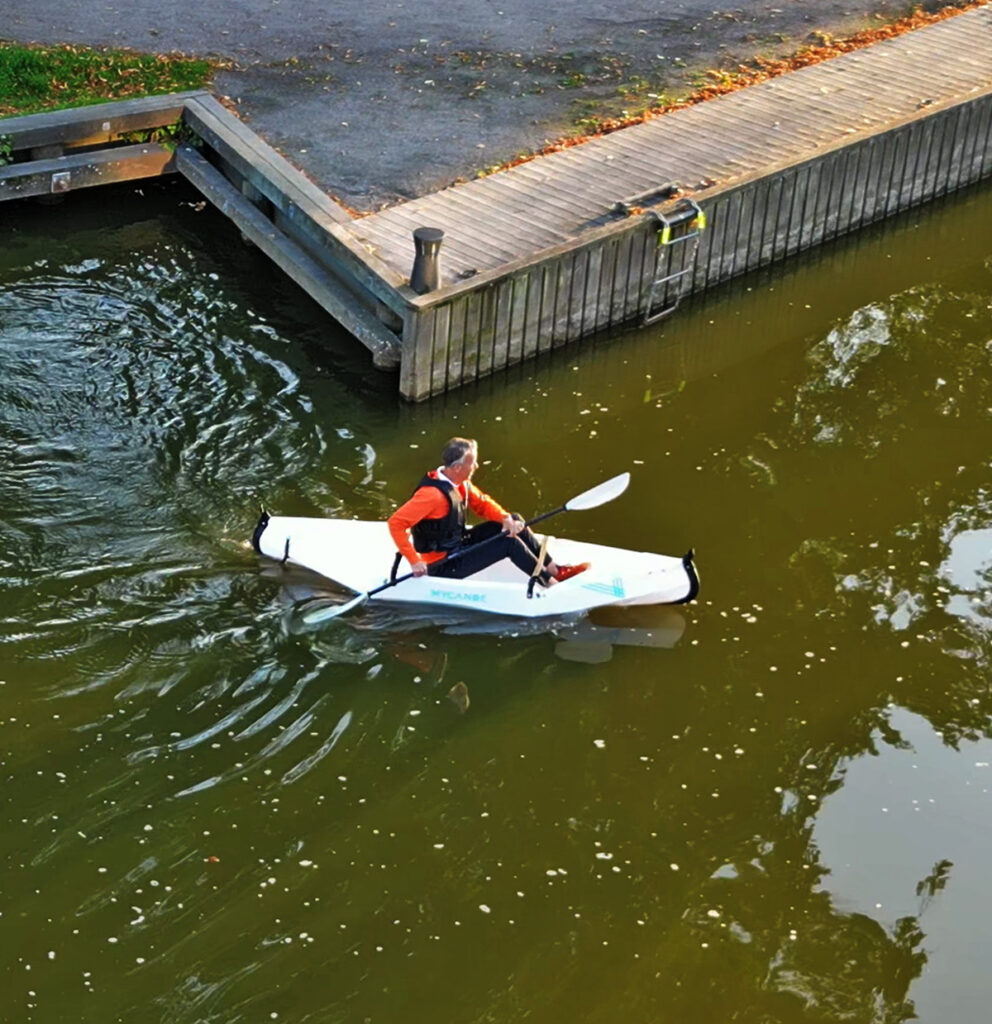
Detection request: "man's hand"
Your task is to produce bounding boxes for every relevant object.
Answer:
[502,515,524,537]
[411,560,429,576]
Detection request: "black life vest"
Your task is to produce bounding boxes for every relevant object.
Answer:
[410,475,467,554]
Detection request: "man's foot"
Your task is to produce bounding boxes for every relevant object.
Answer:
[554,562,590,582]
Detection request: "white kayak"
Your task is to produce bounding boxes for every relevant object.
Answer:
[252,514,699,619]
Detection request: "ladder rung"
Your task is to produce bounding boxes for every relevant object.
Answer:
[658,230,700,246]
[644,305,677,326]
[652,268,693,287]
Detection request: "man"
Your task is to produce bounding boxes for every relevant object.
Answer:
[387,437,588,586]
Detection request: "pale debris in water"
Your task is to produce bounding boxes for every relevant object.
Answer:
[593,739,605,748]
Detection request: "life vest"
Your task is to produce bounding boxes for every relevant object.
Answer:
[410,474,467,553]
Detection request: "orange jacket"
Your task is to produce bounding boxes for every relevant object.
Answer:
[388,471,509,566]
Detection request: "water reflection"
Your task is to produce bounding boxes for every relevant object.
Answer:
[272,560,688,665]
[814,708,992,1023]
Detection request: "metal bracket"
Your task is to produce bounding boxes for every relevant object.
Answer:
[51,171,71,194]
[611,182,681,216]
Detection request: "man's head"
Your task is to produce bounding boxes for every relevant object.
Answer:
[441,437,478,484]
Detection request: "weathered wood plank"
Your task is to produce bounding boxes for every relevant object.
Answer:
[536,263,558,356]
[520,268,543,363]
[0,92,205,152]
[626,229,653,321]
[429,303,453,397]
[491,277,514,375]
[848,138,875,229]
[566,249,589,339]
[445,297,469,387]
[607,233,632,323]
[476,285,499,380]
[945,101,974,196]
[506,273,529,367]
[970,95,992,182]
[552,256,573,347]
[829,146,857,241]
[0,142,173,201]
[460,290,484,385]
[975,95,992,179]
[758,175,784,267]
[593,237,618,332]
[581,244,603,337]
[700,191,729,284]
[400,308,437,401]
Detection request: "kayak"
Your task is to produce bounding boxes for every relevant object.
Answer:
[252,513,699,619]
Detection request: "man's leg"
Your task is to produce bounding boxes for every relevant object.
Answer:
[508,518,589,582]
[429,522,552,582]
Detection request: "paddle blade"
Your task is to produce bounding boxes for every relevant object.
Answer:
[301,591,368,625]
[564,472,630,511]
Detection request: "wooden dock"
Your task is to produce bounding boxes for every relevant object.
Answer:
[2,5,992,400]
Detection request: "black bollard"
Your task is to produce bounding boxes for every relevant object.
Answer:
[410,227,444,294]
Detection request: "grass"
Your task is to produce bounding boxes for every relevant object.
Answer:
[0,40,215,117]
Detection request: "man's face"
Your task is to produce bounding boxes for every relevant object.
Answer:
[451,448,477,483]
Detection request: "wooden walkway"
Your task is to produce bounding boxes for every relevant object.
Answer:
[346,5,992,285]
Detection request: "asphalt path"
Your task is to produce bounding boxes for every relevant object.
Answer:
[4,0,932,210]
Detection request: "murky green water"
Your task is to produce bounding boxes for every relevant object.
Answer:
[2,177,992,1023]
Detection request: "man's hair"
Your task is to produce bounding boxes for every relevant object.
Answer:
[441,437,477,467]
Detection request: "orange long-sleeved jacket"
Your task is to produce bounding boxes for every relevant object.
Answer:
[387,471,509,567]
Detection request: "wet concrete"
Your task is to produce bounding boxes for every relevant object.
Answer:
[3,1,947,210]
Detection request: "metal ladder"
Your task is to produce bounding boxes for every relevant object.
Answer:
[612,186,707,325]
[643,198,706,324]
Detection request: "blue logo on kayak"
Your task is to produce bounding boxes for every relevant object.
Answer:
[581,577,626,598]
[430,588,487,604]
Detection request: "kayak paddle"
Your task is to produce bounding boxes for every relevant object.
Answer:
[301,471,631,625]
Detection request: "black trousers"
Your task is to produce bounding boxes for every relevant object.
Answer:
[427,521,551,582]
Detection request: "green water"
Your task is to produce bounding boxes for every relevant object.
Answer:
[2,178,992,1023]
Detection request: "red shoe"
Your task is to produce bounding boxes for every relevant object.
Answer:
[554,562,590,582]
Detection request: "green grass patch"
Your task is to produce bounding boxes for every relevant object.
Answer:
[0,40,214,117]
